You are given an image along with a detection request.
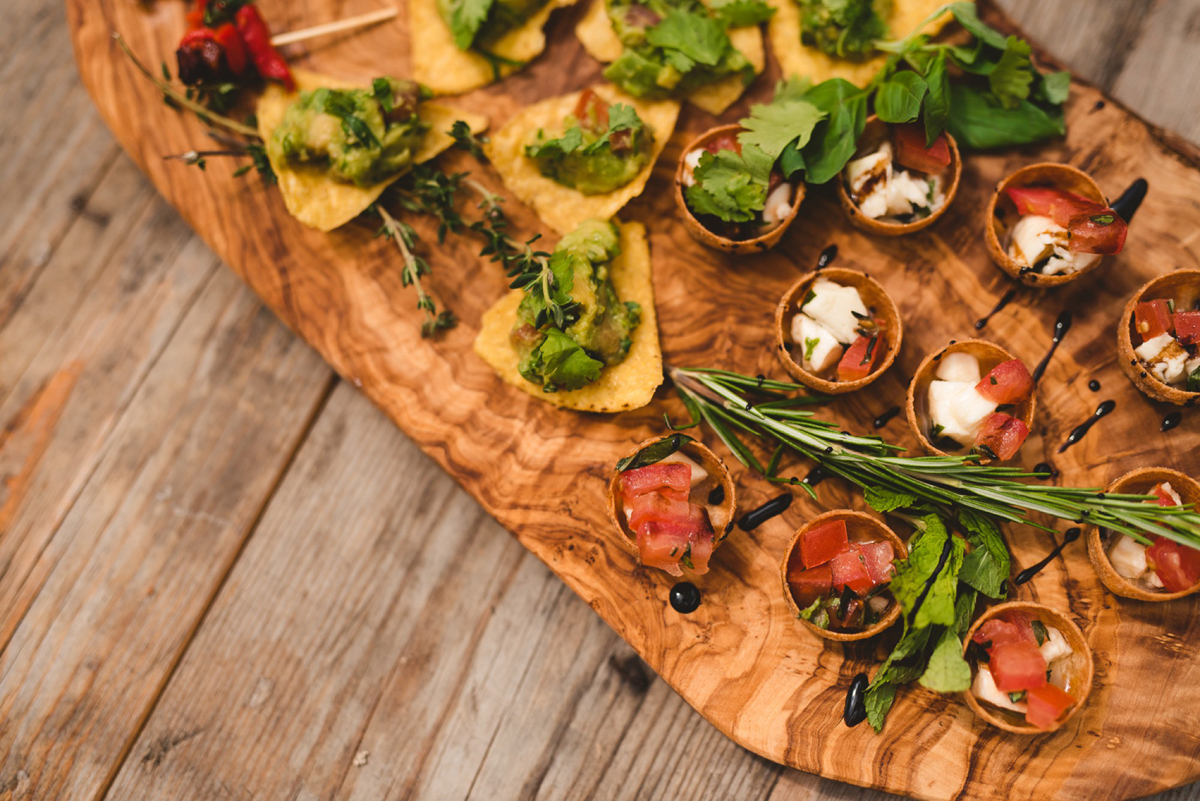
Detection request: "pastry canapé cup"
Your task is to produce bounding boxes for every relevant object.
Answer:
[906,339,1037,463]
[961,601,1094,734]
[985,163,1108,288]
[781,510,906,642]
[1117,268,1200,406]
[674,124,806,255]
[1086,467,1200,601]
[835,116,962,237]
[606,435,738,566]
[774,267,902,394]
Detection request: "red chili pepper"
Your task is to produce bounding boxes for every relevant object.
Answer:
[212,23,247,75]
[235,6,294,91]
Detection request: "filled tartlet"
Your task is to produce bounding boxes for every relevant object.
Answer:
[907,340,1035,462]
[1118,269,1200,404]
[1086,468,1200,601]
[986,163,1129,287]
[675,124,806,254]
[782,511,904,641]
[774,268,901,393]
[963,602,1092,733]
[837,119,961,236]
[607,434,736,576]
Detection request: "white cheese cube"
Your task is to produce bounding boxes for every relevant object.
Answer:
[927,381,975,444]
[858,189,889,220]
[1152,342,1190,385]
[1147,571,1165,589]
[1039,626,1073,664]
[1135,333,1176,362]
[846,143,892,195]
[791,313,843,374]
[801,279,869,344]
[1158,482,1184,507]
[762,182,794,227]
[936,352,982,383]
[1041,248,1099,277]
[661,451,708,488]
[952,385,1001,440]
[884,170,932,217]
[972,666,1028,713]
[1008,215,1064,268]
[1108,534,1148,579]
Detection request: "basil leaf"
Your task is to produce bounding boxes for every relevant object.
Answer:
[948,1,1009,50]
[945,83,1064,150]
[875,71,928,124]
[922,51,950,145]
[616,433,696,471]
[797,78,868,185]
[1032,619,1048,647]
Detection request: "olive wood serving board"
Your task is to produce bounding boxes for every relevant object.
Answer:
[68,1,1200,797]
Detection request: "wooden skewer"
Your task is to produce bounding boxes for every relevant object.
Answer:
[270,7,398,47]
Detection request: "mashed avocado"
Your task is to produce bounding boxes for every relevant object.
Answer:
[439,0,553,51]
[524,93,654,195]
[511,219,642,391]
[797,0,891,61]
[268,78,431,186]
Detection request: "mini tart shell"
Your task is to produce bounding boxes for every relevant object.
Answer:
[962,601,1094,735]
[1117,268,1200,405]
[781,510,906,642]
[606,435,738,572]
[906,339,1037,464]
[1085,467,1200,601]
[674,124,806,255]
[774,267,902,394]
[985,163,1108,288]
[835,117,962,237]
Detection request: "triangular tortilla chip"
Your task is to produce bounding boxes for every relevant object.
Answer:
[768,0,951,86]
[257,70,489,232]
[484,84,680,234]
[411,0,579,95]
[575,0,764,115]
[474,221,662,412]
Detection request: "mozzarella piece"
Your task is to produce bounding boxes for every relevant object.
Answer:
[1185,356,1200,379]
[1108,534,1148,579]
[1158,482,1183,506]
[681,148,704,187]
[972,666,1028,713]
[801,279,868,344]
[661,451,708,488]
[846,143,892,195]
[791,313,843,374]
[1153,341,1190,385]
[1135,333,1176,362]
[952,385,1000,440]
[927,380,997,445]
[936,352,982,383]
[1008,215,1063,267]
[1039,626,1073,664]
[762,182,794,227]
[883,171,932,217]
[1147,571,1165,589]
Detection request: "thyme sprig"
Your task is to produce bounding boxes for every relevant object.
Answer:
[670,367,1200,547]
[374,204,457,337]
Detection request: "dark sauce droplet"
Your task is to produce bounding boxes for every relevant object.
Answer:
[844,672,869,727]
[1033,462,1057,480]
[1058,400,1116,453]
[1032,311,1073,385]
[816,244,838,270]
[707,485,726,505]
[669,582,701,614]
[737,493,792,531]
[1088,379,1101,392]
[909,537,954,625]
[974,288,1017,331]
[1111,178,1148,223]
[1162,411,1182,433]
[873,406,901,429]
[804,466,830,486]
[1014,528,1081,585]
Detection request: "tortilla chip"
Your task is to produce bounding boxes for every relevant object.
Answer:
[411,0,578,95]
[484,85,680,234]
[474,221,662,412]
[768,0,951,86]
[257,70,489,232]
[575,0,763,114]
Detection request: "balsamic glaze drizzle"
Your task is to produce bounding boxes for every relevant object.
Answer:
[844,672,869,727]
[1033,462,1057,480]
[1162,411,1182,433]
[707,485,726,505]
[737,493,792,531]
[873,406,901,429]
[1014,528,1082,585]
[974,289,1017,331]
[1058,400,1117,453]
[908,536,955,625]
[1088,379,1101,392]
[816,244,838,270]
[669,583,701,614]
[1031,312,1073,385]
[804,466,830,486]
[1111,178,1148,223]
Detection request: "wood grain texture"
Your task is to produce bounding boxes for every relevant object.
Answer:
[54,0,1200,799]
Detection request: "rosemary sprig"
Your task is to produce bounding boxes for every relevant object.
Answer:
[670,367,1200,548]
[374,204,457,337]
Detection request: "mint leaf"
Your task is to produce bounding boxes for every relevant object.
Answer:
[919,628,972,692]
[890,514,963,628]
[864,486,918,513]
[738,97,826,161]
[645,8,730,67]
[958,509,1010,599]
[875,71,927,124]
[989,36,1034,109]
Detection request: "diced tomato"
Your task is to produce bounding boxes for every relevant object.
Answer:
[1152,483,1181,507]
[989,641,1048,693]
[212,22,247,75]
[1134,300,1175,341]
[636,506,714,576]
[893,123,951,174]
[1025,683,1075,730]
[1174,310,1200,345]
[972,618,1029,649]
[573,88,609,132]
[859,541,895,586]
[1004,186,1105,227]
[620,463,691,499]
[974,413,1030,461]
[830,549,874,596]
[998,610,1037,641]
[788,564,832,608]
[800,520,849,568]
[1067,209,1128,255]
[975,359,1033,405]
[627,492,692,532]
[1147,537,1200,593]
[837,334,883,382]
[704,132,741,155]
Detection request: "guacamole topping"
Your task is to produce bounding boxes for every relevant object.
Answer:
[524,90,655,195]
[268,77,431,186]
[512,219,642,392]
[439,0,553,52]
[798,0,891,61]
[602,0,767,100]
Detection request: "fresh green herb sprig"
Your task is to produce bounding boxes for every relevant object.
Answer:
[450,120,490,160]
[373,204,458,337]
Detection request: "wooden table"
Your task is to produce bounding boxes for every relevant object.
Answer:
[3,0,1198,798]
